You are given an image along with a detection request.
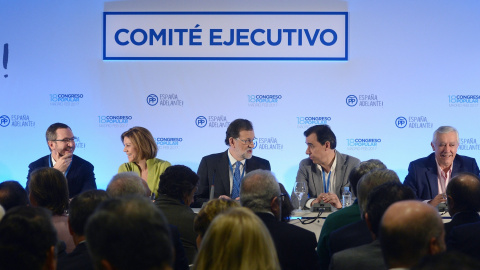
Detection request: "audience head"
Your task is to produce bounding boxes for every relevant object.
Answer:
[278,182,294,222]
[347,159,386,197]
[357,169,400,217]
[240,169,281,219]
[121,126,158,162]
[0,180,29,211]
[303,124,337,149]
[158,165,199,206]
[0,205,4,221]
[194,207,280,270]
[380,200,445,269]
[411,251,480,270]
[446,172,480,216]
[86,196,173,270]
[194,198,240,248]
[0,206,57,270]
[224,119,254,146]
[69,190,109,237]
[107,172,148,197]
[364,182,416,237]
[28,167,69,215]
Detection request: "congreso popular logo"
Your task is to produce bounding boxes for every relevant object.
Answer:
[247,94,282,107]
[195,115,230,128]
[155,137,183,150]
[448,95,480,108]
[0,114,35,128]
[296,116,331,129]
[98,115,132,128]
[50,94,84,106]
[346,138,381,151]
[147,94,184,107]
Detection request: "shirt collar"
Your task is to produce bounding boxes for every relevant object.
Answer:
[228,149,246,166]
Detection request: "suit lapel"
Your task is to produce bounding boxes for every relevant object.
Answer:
[216,151,231,196]
[452,155,463,176]
[426,154,439,197]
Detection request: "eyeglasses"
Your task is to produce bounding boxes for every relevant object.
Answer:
[235,137,256,145]
[51,137,77,143]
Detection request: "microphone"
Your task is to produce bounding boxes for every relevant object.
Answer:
[209,170,216,201]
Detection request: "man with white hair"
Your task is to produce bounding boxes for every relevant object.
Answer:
[404,126,479,206]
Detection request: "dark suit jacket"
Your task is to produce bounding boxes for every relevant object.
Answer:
[329,219,373,257]
[57,242,93,270]
[329,240,385,270]
[404,153,480,200]
[447,221,480,262]
[256,212,321,270]
[194,150,271,207]
[27,154,96,198]
[444,211,480,239]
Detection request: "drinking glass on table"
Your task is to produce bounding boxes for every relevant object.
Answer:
[294,182,307,211]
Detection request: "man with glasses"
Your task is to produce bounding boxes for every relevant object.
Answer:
[193,118,270,207]
[27,123,96,198]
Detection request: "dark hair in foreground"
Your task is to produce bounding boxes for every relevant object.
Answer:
[0,206,57,270]
[86,196,173,270]
[29,167,69,215]
[303,125,337,149]
[411,251,480,270]
[158,165,199,201]
[69,190,109,236]
[348,159,386,197]
[0,180,29,211]
[446,172,480,212]
[224,119,253,146]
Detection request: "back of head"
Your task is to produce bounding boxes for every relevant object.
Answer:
[86,196,173,270]
[240,169,280,213]
[365,182,416,237]
[357,169,400,217]
[69,190,110,236]
[194,198,241,238]
[29,167,69,215]
[380,200,445,268]
[0,180,29,211]
[224,119,253,146]
[194,207,280,270]
[107,172,146,197]
[0,206,57,270]
[411,251,480,270]
[446,172,480,214]
[158,165,199,201]
[121,126,158,160]
[347,159,386,197]
[303,124,337,149]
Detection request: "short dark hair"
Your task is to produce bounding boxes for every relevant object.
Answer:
[446,172,480,212]
[303,125,337,149]
[158,165,199,201]
[365,182,415,236]
[357,169,401,217]
[348,159,386,197]
[45,122,71,142]
[69,190,109,236]
[29,167,69,215]
[0,181,29,211]
[0,206,57,270]
[86,196,173,270]
[224,119,253,146]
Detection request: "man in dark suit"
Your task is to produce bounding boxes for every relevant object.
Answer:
[329,182,415,270]
[26,123,96,198]
[57,190,109,270]
[447,221,480,262]
[444,172,480,237]
[194,119,270,207]
[240,169,320,270]
[404,126,479,207]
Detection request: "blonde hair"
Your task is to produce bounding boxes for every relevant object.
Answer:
[193,207,280,270]
[121,127,157,160]
[194,198,241,238]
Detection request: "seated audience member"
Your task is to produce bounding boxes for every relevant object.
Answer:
[447,220,480,261]
[411,251,480,270]
[118,126,171,197]
[29,167,75,253]
[106,172,148,197]
[240,169,320,270]
[193,198,240,248]
[0,180,29,211]
[86,196,173,270]
[193,207,280,270]
[380,200,446,269]
[444,172,480,237]
[317,159,386,268]
[0,206,57,270]
[57,190,109,270]
[278,183,294,222]
[155,165,199,264]
[330,182,416,270]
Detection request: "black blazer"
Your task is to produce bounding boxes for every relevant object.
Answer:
[27,154,96,198]
[444,211,480,239]
[193,150,270,207]
[57,242,93,270]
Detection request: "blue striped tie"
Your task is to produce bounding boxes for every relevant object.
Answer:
[231,161,241,199]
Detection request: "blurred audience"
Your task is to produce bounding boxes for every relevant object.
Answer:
[107,171,147,197]
[0,180,29,211]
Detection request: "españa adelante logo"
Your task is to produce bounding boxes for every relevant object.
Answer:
[0,115,10,127]
[147,94,184,107]
[395,116,433,129]
[346,138,381,151]
[155,137,183,150]
[75,137,86,149]
[448,95,480,107]
[0,115,35,127]
[297,116,331,128]
[98,116,132,128]
[255,137,284,150]
[247,95,282,107]
[50,94,84,106]
[460,138,480,151]
[346,94,383,107]
[196,115,230,128]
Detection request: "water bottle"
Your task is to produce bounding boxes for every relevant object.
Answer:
[342,187,352,208]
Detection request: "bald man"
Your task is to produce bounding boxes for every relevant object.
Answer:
[380,200,446,269]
